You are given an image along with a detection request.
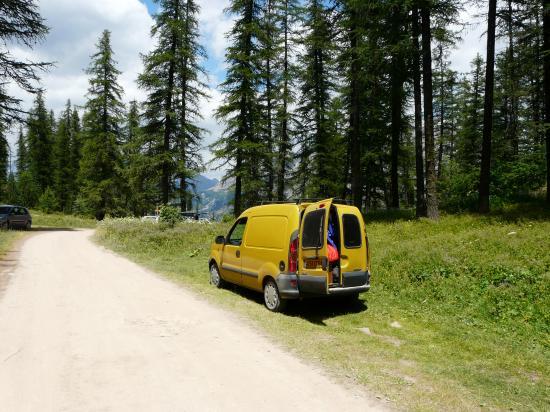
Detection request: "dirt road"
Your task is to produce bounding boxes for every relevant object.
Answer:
[0,230,383,411]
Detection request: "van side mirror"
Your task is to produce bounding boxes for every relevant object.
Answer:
[215,235,225,245]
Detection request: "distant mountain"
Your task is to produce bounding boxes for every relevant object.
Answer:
[190,175,219,193]
[190,175,233,218]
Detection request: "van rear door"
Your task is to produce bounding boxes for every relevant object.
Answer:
[298,199,332,295]
[337,208,369,287]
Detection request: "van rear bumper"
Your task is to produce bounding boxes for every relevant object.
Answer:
[277,271,371,299]
[276,274,300,299]
[286,270,370,298]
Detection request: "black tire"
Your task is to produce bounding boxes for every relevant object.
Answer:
[209,263,225,288]
[25,221,31,231]
[263,279,286,312]
[6,221,11,230]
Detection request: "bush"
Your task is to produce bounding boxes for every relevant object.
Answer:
[159,205,181,227]
[221,213,235,223]
[37,187,59,214]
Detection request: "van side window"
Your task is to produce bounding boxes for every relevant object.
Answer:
[343,214,362,248]
[228,218,247,246]
[302,209,325,248]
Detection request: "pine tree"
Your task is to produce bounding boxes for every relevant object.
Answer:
[78,30,125,219]
[275,0,299,201]
[139,0,207,209]
[27,90,52,193]
[0,0,51,124]
[174,0,208,211]
[421,4,439,219]
[68,108,82,204]
[121,100,157,216]
[53,100,74,211]
[412,5,426,217]
[212,0,263,216]
[479,0,497,213]
[0,121,9,199]
[388,1,408,209]
[295,0,338,198]
[339,0,368,209]
[544,0,550,204]
[456,55,485,169]
[16,126,28,174]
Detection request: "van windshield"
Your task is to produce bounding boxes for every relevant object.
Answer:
[302,209,325,248]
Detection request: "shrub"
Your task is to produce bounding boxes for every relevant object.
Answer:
[159,205,181,227]
[37,187,59,214]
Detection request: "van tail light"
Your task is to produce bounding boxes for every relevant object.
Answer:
[288,237,298,273]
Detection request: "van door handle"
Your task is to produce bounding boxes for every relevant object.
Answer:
[341,255,348,259]
[236,250,240,257]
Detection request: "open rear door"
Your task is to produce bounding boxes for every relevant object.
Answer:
[298,199,333,295]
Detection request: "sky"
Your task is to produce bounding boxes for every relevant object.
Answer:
[6,0,486,179]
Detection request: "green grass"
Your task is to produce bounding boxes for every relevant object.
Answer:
[0,230,23,257]
[30,210,97,228]
[94,213,550,411]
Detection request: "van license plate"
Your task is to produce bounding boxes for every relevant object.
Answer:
[305,259,321,269]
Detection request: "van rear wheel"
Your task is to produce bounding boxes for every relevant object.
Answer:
[210,263,225,288]
[263,279,286,312]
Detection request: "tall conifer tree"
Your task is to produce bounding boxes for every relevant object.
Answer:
[78,30,125,219]
[27,90,52,193]
[139,0,207,209]
[212,0,263,216]
[53,100,75,211]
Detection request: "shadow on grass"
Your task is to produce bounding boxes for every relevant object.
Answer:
[224,283,368,326]
[364,208,416,223]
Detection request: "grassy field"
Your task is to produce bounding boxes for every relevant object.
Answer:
[94,210,549,411]
[0,231,24,257]
[30,210,97,228]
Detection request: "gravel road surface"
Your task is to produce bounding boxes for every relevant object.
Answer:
[0,230,384,411]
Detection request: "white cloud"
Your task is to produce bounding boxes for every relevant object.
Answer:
[6,0,154,148]
[6,0,233,179]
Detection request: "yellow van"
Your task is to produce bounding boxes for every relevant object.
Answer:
[209,199,371,311]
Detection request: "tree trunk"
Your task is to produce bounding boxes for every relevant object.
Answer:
[265,0,274,201]
[507,0,519,157]
[479,0,497,214]
[390,4,404,209]
[162,6,178,206]
[412,6,426,217]
[180,0,190,213]
[544,0,550,204]
[276,0,290,201]
[421,5,439,219]
[437,44,445,179]
[349,6,363,209]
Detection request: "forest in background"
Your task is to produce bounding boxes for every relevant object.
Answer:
[0,0,549,219]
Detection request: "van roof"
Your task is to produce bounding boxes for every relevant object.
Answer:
[242,203,301,216]
[242,200,360,217]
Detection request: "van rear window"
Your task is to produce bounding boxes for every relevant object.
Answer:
[302,209,325,248]
[343,214,362,248]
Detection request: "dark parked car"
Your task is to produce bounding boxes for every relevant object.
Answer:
[0,205,32,230]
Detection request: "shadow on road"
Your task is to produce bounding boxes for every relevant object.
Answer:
[30,227,75,232]
[224,283,368,326]
[2,227,75,233]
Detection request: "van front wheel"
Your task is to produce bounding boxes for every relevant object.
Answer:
[264,279,286,312]
[210,263,225,288]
